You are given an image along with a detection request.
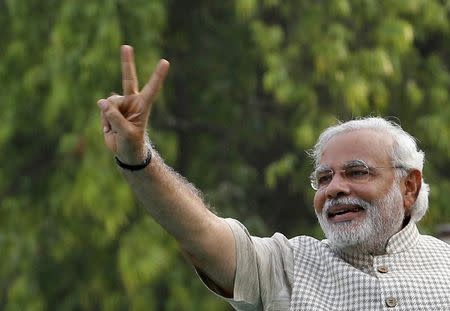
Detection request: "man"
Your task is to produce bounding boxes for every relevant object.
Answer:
[97,46,450,310]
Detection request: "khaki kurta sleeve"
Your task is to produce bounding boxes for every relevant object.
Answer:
[197,218,294,311]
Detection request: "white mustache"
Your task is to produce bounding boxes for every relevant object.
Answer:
[324,197,372,214]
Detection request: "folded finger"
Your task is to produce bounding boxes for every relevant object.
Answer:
[105,94,124,108]
[98,99,130,135]
[97,99,112,133]
[100,111,111,133]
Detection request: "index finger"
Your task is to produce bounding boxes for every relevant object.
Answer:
[121,45,139,95]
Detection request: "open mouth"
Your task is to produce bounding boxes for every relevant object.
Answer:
[327,205,365,221]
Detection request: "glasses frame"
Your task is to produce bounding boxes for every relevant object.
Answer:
[310,159,405,191]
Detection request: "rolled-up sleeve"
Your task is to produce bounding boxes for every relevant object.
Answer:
[197,218,294,311]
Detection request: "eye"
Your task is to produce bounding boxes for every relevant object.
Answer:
[345,166,369,180]
[317,171,333,185]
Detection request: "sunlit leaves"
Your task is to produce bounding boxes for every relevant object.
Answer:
[375,19,414,53]
[265,153,297,189]
[118,218,176,294]
[329,0,352,17]
[294,123,315,150]
[342,76,370,113]
[235,0,257,18]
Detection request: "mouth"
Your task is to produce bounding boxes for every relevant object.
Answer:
[327,204,365,222]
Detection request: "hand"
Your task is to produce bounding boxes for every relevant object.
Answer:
[97,45,170,164]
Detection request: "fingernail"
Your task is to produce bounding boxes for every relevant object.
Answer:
[103,126,110,133]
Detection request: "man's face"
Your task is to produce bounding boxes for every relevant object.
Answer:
[313,129,406,253]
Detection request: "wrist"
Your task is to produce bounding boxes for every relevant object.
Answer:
[115,147,152,171]
[115,135,153,171]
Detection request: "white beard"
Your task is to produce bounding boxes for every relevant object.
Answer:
[316,184,405,255]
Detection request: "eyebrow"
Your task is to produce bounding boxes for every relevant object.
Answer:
[343,159,367,167]
[315,164,331,172]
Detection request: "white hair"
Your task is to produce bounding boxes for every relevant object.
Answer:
[310,117,430,222]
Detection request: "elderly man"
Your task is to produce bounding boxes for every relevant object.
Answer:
[97,46,450,310]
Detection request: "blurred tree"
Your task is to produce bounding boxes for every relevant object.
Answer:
[0,0,230,310]
[0,0,449,310]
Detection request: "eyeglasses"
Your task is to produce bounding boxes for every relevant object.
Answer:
[310,160,404,191]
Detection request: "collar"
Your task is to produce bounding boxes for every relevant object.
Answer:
[323,221,420,271]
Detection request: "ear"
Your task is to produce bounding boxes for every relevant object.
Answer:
[402,169,422,212]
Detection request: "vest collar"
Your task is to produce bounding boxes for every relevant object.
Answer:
[323,221,420,270]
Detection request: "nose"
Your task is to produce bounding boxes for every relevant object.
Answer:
[325,172,351,199]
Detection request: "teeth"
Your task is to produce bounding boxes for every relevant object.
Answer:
[329,206,362,216]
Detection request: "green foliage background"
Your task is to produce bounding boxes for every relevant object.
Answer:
[1,0,449,309]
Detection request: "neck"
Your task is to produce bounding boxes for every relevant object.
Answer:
[338,240,388,256]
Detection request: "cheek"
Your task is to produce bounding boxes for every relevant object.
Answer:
[313,191,325,214]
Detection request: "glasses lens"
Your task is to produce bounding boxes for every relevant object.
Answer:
[344,164,370,182]
[311,169,333,190]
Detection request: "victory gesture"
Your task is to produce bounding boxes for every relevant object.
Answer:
[97,45,170,165]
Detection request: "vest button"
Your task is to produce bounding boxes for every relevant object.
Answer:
[377,265,389,273]
[385,297,397,307]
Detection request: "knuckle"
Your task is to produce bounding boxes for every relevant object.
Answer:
[107,94,123,104]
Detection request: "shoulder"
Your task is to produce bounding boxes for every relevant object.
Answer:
[417,233,450,254]
[221,219,296,310]
[224,218,294,255]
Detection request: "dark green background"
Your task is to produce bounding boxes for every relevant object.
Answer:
[1,0,449,309]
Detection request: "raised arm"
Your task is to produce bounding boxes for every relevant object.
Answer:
[97,45,236,296]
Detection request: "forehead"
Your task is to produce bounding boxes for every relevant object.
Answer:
[319,129,393,167]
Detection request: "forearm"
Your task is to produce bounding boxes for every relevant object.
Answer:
[120,149,212,243]
[119,149,236,293]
